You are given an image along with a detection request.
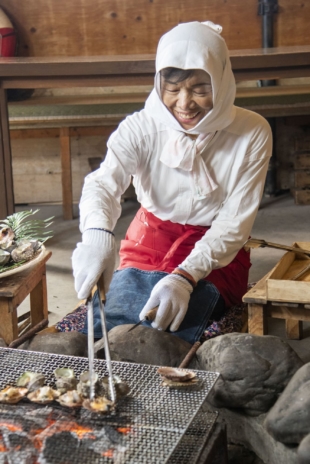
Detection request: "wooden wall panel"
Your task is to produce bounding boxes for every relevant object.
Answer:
[1,1,309,58]
[275,1,310,47]
[0,0,262,57]
[11,135,107,204]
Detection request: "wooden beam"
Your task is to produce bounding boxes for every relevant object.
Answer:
[0,88,14,218]
[9,125,117,139]
[248,303,267,335]
[0,46,310,85]
[59,127,73,220]
[1,75,155,89]
[285,320,302,340]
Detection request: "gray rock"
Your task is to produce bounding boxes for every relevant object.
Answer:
[264,363,310,444]
[204,403,299,464]
[0,337,7,347]
[197,333,303,415]
[98,324,195,367]
[298,434,310,464]
[18,332,88,357]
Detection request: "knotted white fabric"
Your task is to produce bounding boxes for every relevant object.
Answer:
[144,20,236,198]
[160,130,218,197]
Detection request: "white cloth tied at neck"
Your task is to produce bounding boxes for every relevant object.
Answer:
[160,131,218,198]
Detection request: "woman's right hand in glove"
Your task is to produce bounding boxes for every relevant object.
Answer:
[72,229,116,300]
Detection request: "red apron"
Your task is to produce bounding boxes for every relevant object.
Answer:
[118,207,251,307]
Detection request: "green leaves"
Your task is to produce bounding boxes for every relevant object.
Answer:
[0,209,53,244]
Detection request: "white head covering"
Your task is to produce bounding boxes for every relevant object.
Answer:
[144,21,236,198]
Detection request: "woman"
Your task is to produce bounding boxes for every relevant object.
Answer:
[72,21,272,344]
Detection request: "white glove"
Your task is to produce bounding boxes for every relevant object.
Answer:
[139,274,193,332]
[72,229,116,300]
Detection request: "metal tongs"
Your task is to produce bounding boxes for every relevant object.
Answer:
[244,238,310,257]
[86,274,116,404]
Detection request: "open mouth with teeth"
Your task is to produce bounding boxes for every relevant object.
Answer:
[174,110,202,127]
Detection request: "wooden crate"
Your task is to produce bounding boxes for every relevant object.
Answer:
[294,152,310,170]
[266,242,310,303]
[291,188,310,205]
[294,170,310,188]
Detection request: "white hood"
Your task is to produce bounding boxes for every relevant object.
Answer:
[145,21,236,135]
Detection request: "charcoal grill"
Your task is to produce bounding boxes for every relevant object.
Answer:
[0,347,219,464]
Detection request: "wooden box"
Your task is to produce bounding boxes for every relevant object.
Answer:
[291,188,310,205]
[294,170,310,189]
[294,152,310,170]
[266,242,310,303]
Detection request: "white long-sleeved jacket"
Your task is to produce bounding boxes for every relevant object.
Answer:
[79,105,272,282]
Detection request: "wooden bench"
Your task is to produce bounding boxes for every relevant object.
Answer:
[0,247,52,345]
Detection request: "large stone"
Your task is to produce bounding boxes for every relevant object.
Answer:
[264,363,310,444]
[298,434,310,464]
[203,404,299,464]
[18,332,88,357]
[97,324,195,367]
[197,333,303,415]
[0,337,7,347]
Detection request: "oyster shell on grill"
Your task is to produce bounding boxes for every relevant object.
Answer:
[157,367,197,382]
[27,386,60,404]
[57,390,83,408]
[77,371,100,398]
[157,367,198,389]
[0,386,28,404]
[0,249,11,266]
[16,371,45,392]
[0,227,15,250]
[83,397,114,414]
[161,377,199,388]
[54,367,77,393]
[100,375,130,400]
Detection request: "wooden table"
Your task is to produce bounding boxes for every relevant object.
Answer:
[0,248,52,345]
[1,46,310,219]
[243,265,310,340]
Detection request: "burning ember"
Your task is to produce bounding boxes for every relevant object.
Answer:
[0,403,129,463]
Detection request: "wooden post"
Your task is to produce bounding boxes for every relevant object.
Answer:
[0,298,18,345]
[285,319,303,340]
[60,126,73,220]
[29,269,48,327]
[0,87,14,218]
[248,303,267,335]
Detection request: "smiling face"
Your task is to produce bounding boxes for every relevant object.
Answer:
[160,68,213,130]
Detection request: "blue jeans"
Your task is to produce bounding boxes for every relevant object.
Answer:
[82,268,225,345]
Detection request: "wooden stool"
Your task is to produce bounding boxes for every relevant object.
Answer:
[0,248,52,345]
[243,268,310,340]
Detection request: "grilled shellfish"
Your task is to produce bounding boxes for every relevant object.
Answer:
[54,367,77,393]
[16,372,45,392]
[77,371,100,398]
[57,390,83,408]
[83,397,114,414]
[157,367,197,382]
[157,367,198,389]
[0,386,28,404]
[27,386,60,404]
[100,375,130,400]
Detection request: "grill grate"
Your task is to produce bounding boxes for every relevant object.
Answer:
[0,347,218,464]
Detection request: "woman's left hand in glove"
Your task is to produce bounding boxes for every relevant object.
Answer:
[139,274,194,332]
